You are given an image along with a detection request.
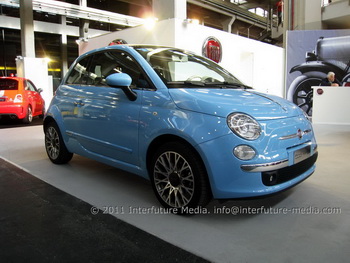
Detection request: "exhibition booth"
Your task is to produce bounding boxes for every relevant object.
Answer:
[79,18,285,97]
[1,3,350,263]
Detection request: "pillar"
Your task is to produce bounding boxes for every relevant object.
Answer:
[153,0,187,21]
[19,0,35,57]
[61,15,68,77]
[221,16,236,33]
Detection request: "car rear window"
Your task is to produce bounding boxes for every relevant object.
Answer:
[0,79,18,90]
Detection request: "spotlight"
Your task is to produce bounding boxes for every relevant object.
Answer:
[143,17,158,30]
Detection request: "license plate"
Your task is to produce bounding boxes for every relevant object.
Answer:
[294,145,311,164]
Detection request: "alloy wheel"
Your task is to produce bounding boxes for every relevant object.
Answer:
[45,126,60,160]
[153,151,195,208]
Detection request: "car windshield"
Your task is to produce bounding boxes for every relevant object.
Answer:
[0,79,18,90]
[134,47,248,88]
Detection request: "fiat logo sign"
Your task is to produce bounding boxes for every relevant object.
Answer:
[297,129,303,139]
[202,37,222,63]
[108,39,128,46]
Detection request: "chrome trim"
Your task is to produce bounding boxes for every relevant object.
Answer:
[279,129,312,140]
[241,159,289,172]
[241,144,317,173]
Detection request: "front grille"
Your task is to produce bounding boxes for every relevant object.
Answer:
[262,152,318,186]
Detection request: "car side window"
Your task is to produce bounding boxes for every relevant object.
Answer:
[66,50,152,90]
[87,50,144,88]
[66,56,91,85]
[25,80,38,92]
[88,51,149,89]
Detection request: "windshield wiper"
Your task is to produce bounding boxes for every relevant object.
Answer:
[210,82,252,89]
[167,81,252,89]
[167,81,206,87]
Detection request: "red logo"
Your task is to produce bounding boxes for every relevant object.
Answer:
[202,37,222,63]
[108,39,128,46]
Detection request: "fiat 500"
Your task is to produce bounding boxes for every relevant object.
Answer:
[0,76,45,123]
[44,45,318,211]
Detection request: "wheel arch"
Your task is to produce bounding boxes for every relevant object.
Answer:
[43,115,68,143]
[43,115,56,131]
[289,62,344,76]
[21,104,33,123]
[146,135,212,194]
[146,135,197,172]
[43,105,67,139]
[26,103,32,115]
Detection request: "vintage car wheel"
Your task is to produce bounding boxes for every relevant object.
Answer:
[150,142,211,212]
[287,75,323,116]
[23,106,33,124]
[44,122,73,164]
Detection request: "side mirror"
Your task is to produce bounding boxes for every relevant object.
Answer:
[37,88,43,93]
[106,73,137,101]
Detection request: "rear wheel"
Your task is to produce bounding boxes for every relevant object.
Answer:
[44,122,73,164]
[22,106,33,124]
[150,142,211,213]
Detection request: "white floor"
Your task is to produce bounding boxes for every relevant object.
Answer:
[0,123,349,262]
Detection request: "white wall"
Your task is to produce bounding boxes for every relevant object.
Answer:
[80,18,285,97]
[79,21,176,54]
[15,57,53,108]
[174,20,284,96]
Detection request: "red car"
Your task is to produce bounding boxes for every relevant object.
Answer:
[0,76,45,124]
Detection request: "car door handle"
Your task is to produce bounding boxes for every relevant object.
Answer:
[74,101,85,106]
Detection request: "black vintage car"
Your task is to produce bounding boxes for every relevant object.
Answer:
[288,35,350,116]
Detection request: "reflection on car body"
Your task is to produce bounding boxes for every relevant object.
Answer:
[44,45,318,213]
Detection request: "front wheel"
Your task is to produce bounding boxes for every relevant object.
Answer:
[44,122,73,164]
[150,142,211,212]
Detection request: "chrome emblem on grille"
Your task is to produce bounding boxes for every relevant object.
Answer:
[279,129,311,140]
[297,129,303,139]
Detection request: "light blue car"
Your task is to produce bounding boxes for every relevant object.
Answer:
[44,45,318,211]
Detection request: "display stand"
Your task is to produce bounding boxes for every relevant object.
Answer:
[312,86,350,125]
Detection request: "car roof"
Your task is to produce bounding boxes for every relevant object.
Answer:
[0,76,27,81]
[84,44,191,56]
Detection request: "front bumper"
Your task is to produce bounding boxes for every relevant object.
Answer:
[241,142,317,173]
[241,141,318,186]
[260,151,318,186]
[196,116,318,199]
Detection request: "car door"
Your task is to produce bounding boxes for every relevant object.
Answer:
[63,50,149,166]
[26,80,43,115]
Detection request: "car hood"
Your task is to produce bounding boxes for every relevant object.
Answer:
[168,88,301,120]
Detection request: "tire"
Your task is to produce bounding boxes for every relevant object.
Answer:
[150,142,211,213]
[23,106,33,124]
[287,75,323,116]
[44,121,73,164]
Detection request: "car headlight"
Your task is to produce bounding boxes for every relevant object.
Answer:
[227,113,261,140]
